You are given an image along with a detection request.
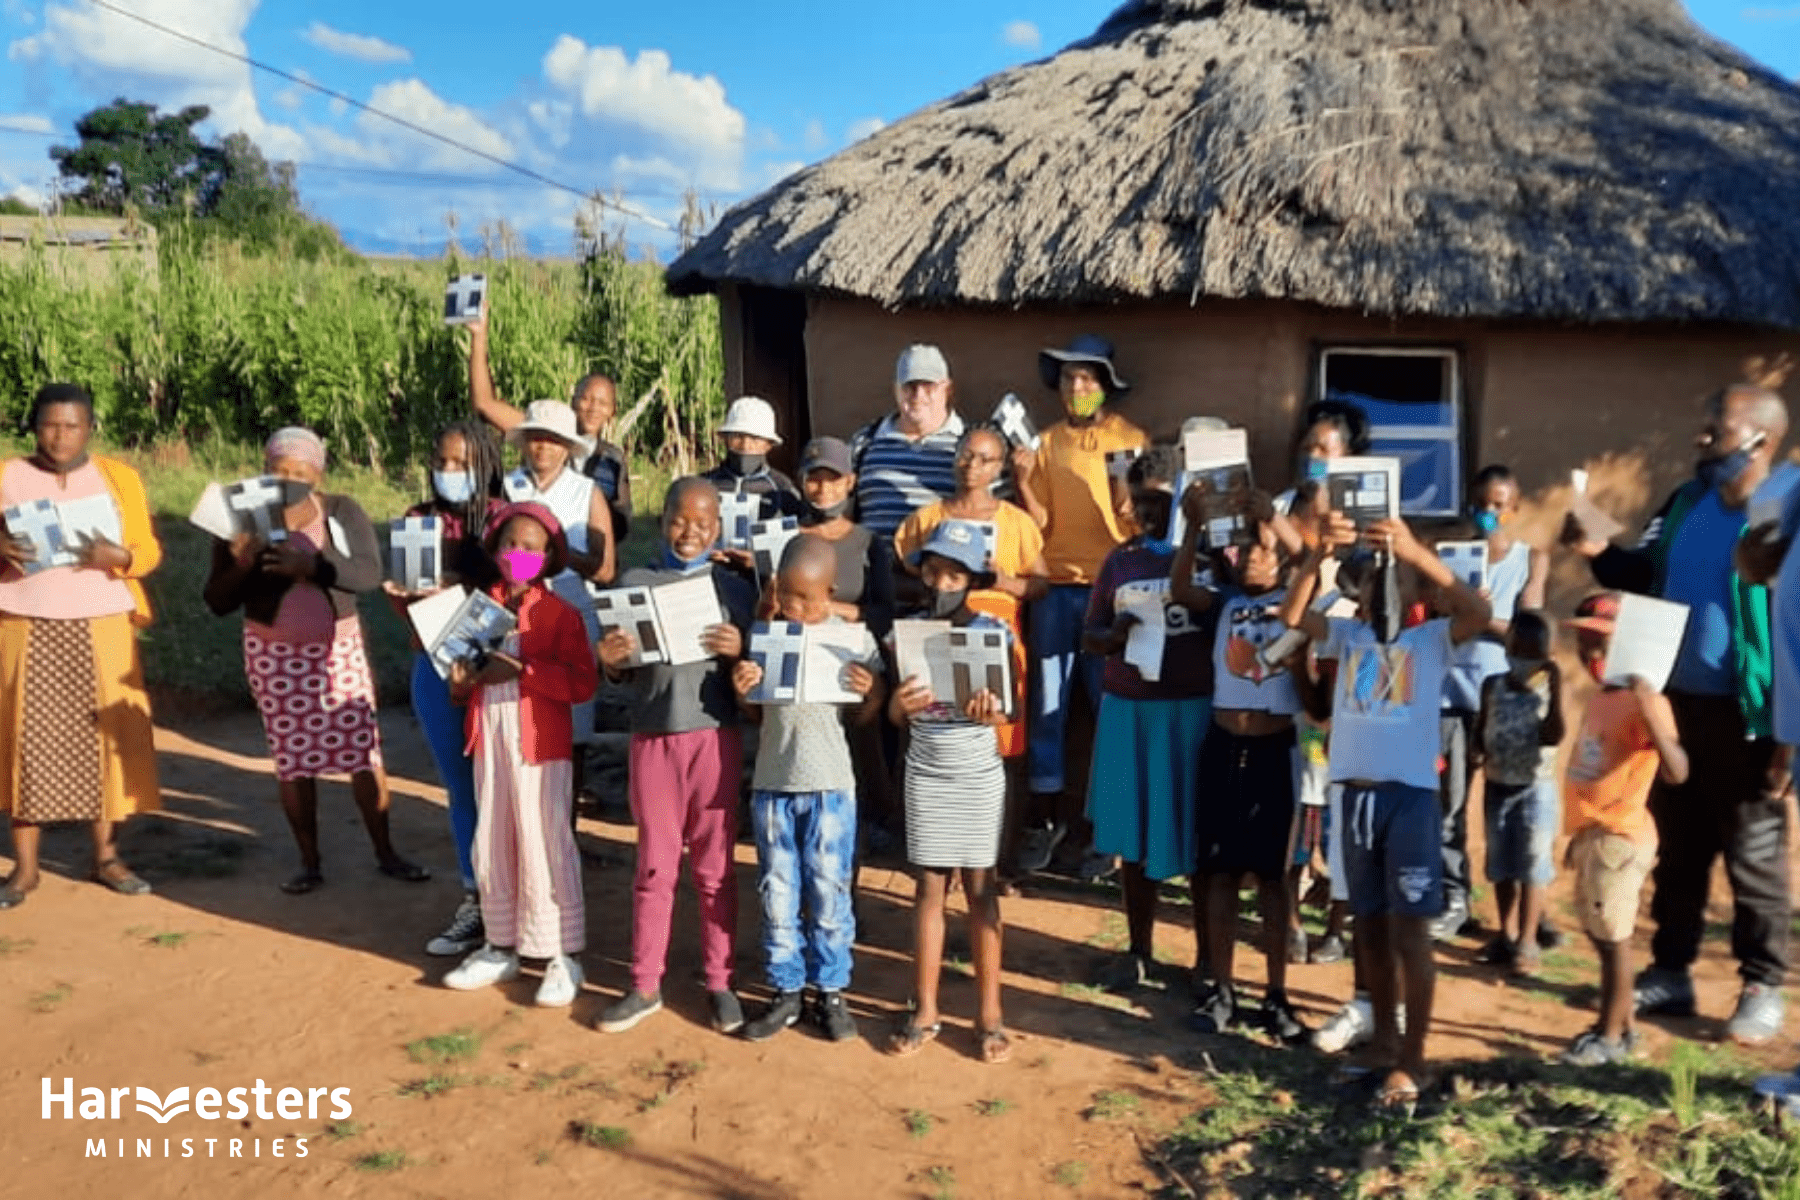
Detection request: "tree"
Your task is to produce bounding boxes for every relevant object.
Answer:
[49,99,224,216]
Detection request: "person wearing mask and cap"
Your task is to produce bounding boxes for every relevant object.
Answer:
[1011,335,1148,877]
[849,345,966,542]
[1564,382,1791,1046]
[702,396,805,520]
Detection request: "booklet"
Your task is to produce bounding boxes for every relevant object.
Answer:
[1324,456,1401,529]
[188,476,311,544]
[749,516,800,582]
[991,392,1039,452]
[1257,588,1343,671]
[1436,540,1488,591]
[1568,467,1625,544]
[1104,446,1142,480]
[718,491,760,552]
[443,274,486,326]
[1,492,123,573]
[591,573,727,668]
[407,586,518,680]
[1181,427,1256,549]
[890,619,1016,719]
[1601,594,1689,691]
[746,620,878,705]
[1118,579,1173,683]
[388,515,443,593]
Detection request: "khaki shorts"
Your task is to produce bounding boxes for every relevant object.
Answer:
[1570,827,1656,944]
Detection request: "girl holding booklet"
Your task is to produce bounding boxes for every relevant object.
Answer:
[384,420,504,958]
[0,384,162,909]
[441,502,599,1007]
[204,427,427,895]
[887,520,1014,1062]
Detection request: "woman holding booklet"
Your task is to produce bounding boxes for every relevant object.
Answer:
[0,384,162,909]
[203,426,427,895]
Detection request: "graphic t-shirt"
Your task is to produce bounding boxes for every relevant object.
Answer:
[1564,687,1660,844]
[1318,616,1456,790]
[1087,542,1216,700]
[1480,672,1556,786]
[1210,587,1301,715]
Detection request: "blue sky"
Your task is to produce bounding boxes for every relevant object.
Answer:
[0,1,1792,254]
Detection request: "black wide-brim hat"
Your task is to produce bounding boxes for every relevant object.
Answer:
[1038,333,1130,393]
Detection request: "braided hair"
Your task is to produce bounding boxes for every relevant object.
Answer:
[432,419,504,536]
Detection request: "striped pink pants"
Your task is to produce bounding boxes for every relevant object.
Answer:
[472,682,583,958]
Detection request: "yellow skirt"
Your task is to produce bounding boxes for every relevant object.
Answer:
[0,612,160,821]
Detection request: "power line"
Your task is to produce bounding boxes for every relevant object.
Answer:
[76,0,673,230]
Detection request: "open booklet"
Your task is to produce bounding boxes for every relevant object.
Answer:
[590,573,727,668]
[1324,456,1401,529]
[1435,540,1488,591]
[388,515,443,593]
[188,476,313,544]
[406,585,518,681]
[890,619,1016,719]
[746,620,878,705]
[1601,594,1690,692]
[1178,426,1255,550]
[1,492,123,573]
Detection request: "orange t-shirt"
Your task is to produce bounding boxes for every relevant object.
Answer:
[1024,411,1147,584]
[1563,688,1662,845]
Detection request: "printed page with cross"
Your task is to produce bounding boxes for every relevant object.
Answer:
[390,516,443,593]
[592,585,670,668]
[747,620,807,704]
[444,274,487,325]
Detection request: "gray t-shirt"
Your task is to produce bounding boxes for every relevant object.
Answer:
[617,563,755,736]
[752,701,856,794]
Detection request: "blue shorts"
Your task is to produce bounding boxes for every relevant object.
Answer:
[1484,777,1558,886]
[1342,782,1443,919]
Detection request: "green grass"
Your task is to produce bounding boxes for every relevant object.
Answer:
[974,1097,1012,1118]
[1051,1161,1088,1189]
[354,1149,407,1173]
[28,982,72,1013]
[0,937,33,957]
[405,1026,483,1066]
[1155,1037,1800,1197]
[1086,1089,1140,1122]
[921,1165,956,1199]
[904,1108,935,1139]
[570,1122,631,1150]
[396,1074,470,1099]
[1058,981,1137,1013]
[324,1121,362,1142]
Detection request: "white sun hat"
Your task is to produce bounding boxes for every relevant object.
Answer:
[719,396,783,445]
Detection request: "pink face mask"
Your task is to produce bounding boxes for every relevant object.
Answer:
[498,548,546,584]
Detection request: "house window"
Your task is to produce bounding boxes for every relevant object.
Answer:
[1317,347,1462,518]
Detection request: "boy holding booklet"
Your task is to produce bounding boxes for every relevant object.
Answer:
[886,521,1014,1062]
[732,535,884,1042]
[1559,593,1688,1065]
[595,478,755,1036]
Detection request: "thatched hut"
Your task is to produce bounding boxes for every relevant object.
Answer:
[669,0,1800,517]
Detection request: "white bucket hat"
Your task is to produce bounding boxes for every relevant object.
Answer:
[719,396,783,446]
[506,399,590,452]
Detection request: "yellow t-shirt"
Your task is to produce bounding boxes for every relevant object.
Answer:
[1026,411,1148,584]
[893,499,1045,581]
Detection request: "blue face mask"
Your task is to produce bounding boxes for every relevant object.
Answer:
[1696,433,1765,491]
[1303,457,1330,483]
[433,470,474,504]
[658,543,711,574]
[1141,536,1176,557]
[1471,509,1500,537]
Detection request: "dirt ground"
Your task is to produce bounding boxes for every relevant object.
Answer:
[1,708,1795,1199]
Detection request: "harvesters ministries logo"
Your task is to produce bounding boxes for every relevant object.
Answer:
[41,1077,352,1160]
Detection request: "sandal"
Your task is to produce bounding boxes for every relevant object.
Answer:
[92,859,152,896]
[0,883,27,910]
[977,1026,1013,1065]
[280,871,324,895]
[378,858,431,883]
[1372,1074,1422,1112]
[886,1016,942,1057]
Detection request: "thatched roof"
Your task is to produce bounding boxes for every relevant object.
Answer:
[668,0,1800,329]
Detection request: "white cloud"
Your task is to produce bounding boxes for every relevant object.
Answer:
[761,160,805,185]
[353,79,513,170]
[1002,19,1041,49]
[802,118,826,153]
[0,112,53,134]
[539,35,745,190]
[845,116,885,144]
[273,68,311,112]
[1742,6,1800,20]
[11,1,305,160]
[301,21,411,65]
[5,182,43,208]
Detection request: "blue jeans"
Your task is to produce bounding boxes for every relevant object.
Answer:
[751,789,857,992]
[1027,584,1104,794]
[412,653,478,890]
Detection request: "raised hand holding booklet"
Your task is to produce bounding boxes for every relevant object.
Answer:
[1180,427,1255,549]
[991,392,1040,452]
[443,274,486,325]
[1324,456,1401,530]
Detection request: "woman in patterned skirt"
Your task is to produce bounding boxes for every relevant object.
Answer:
[204,427,427,894]
[0,384,162,909]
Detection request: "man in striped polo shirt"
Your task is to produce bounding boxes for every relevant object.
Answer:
[850,345,966,542]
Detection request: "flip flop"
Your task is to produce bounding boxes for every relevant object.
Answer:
[0,884,27,910]
[977,1026,1013,1065]
[886,1016,941,1057]
[92,859,152,896]
[280,871,324,895]
[378,859,431,883]
[1372,1077,1422,1113]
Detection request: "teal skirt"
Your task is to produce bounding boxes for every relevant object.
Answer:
[1086,693,1212,881]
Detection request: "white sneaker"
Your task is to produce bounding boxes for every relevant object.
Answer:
[536,954,584,1008]
[443,943,520,991]
[1312,994,1373,1054]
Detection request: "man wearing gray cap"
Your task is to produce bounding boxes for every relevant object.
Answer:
[849,345,966,541]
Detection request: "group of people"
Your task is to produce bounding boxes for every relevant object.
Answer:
[3,320,1799,1108]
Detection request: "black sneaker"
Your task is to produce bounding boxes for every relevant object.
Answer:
[1535,917,1564,951]
[1188,981,1237,1035]
[709,989,745,1035]
[815,990,859,1042]
[1476,934,1517,967]
[1260,989,1311,1044]
[595,989,663,1034]
[742,990,802,1042]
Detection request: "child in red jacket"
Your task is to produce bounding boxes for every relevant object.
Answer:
[442,501,599,1007]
